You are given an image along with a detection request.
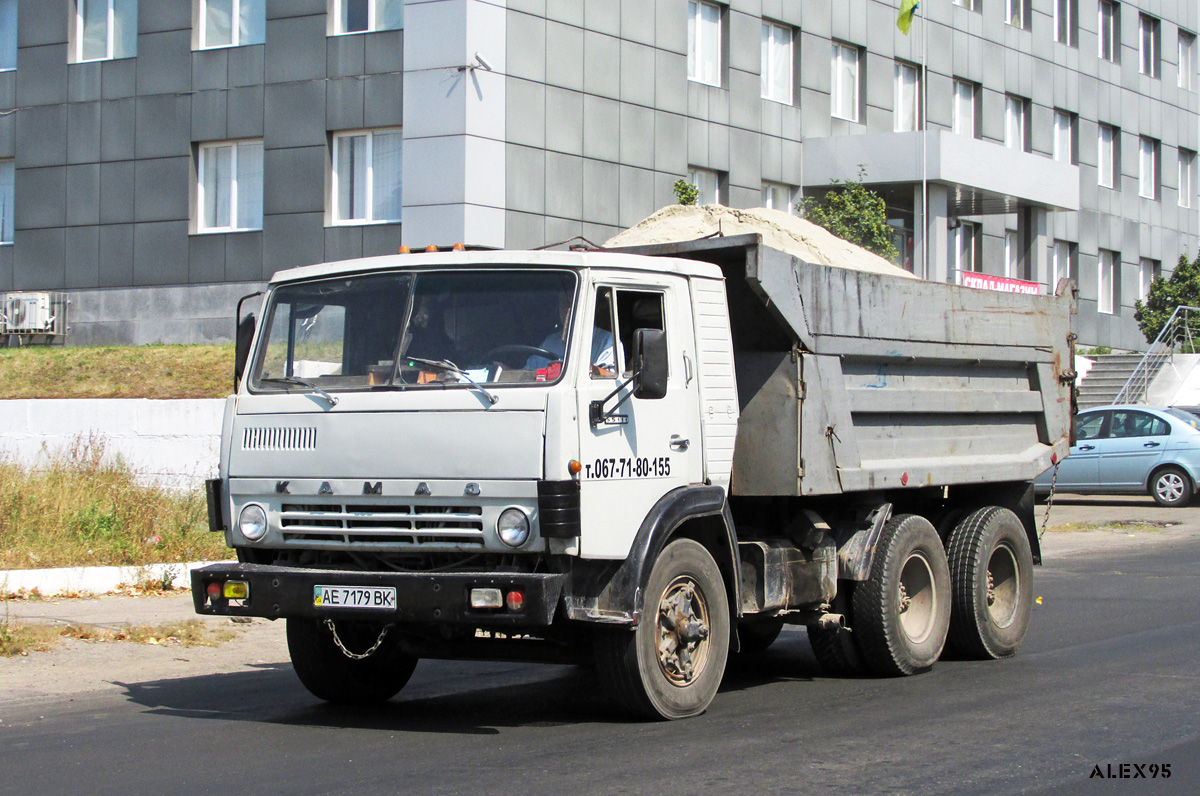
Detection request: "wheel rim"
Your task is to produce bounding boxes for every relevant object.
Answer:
[897,552,938,645]
[1156,472,1185,503]
[655,575,712,686]
[986,542,1020,629]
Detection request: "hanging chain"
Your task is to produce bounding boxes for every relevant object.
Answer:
[1039,461,1061,542]
[324,618,389,660]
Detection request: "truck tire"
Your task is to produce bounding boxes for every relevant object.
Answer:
[1150,465,1193,507]
[851,514,951,677]
[736,617,784,653]
[807,582,864,676]
[945,506,1034,659]
[286,618,418,704]
[594,538,730,720]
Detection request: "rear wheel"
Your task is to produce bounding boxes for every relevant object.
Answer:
[595,539,730,720]
[287,618,418,704]
[1150,466,1193,507]
[736,616,785,653]
[851,514,951,677]
[945,507,1034,659]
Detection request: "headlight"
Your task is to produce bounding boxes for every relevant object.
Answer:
[239,504,269,541]
[497,508,530,547]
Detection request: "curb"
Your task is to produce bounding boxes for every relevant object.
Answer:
[0,561,232,596]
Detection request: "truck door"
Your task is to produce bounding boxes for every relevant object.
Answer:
[576,281,703,558]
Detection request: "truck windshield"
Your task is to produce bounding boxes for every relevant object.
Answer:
[249,269,578,393]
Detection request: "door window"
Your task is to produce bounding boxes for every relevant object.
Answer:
[1075,412,1107,441]
[1109,410,1169,438]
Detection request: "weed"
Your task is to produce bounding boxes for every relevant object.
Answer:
[0,344,234,400]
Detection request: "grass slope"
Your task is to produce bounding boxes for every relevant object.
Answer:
[0,344,234,399]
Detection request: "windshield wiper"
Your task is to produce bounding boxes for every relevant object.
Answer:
[260,377,339,407]
[404,357,499,406]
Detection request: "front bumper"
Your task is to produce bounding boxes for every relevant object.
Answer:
[192,563,565,626]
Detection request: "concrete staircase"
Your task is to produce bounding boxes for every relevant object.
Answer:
[1077,354,1166,409]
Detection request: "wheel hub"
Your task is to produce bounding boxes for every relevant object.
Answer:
[656,578,711,685]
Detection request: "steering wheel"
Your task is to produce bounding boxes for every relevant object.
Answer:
[482,344,561,369]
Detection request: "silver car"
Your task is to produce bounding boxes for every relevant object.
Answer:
[1034,405,1200,507]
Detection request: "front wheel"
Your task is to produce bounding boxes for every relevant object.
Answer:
[945,507,1034,659]
[1150,466,1193,507]
[287,618,418,704]
[595,539,730,720]
[851,514,951,677]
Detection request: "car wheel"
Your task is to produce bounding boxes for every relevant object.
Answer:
[1150,466,1193,507]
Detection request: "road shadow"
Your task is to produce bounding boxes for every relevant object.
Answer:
[112,630,831,732]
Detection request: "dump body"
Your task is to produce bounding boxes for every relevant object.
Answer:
[611,234,1075,498]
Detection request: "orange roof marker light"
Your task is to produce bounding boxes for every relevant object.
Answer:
[453,243,466,250]
[398,245,410,254]
[425,244,438,252]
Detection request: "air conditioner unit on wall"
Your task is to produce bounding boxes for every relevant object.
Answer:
[4,293,54,332]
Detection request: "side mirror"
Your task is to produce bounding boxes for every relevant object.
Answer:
[633,328,668,400]
[234,313,255,392]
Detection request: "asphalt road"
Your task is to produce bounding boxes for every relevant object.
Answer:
[3,526,1199,796]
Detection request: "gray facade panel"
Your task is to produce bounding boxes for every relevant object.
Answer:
[263,212,325,275]
[582,94,620,163]
[16,104,67,168]
[17,46,68,107]
[326,77,366,130]
[506,78,546,149]
[327,32,366,79]
[619,40,655,107]
[13,228,66,290]
[65,226,100,288]
[545,21,584,92]
[654,50,688,116]
[18,2,68,48]
[0,246,12,291]
[228,45,266,87]
[66,163,101,227]
[138,0,191,33]
[134,221,190,286]
[263,146,326,215]
[134,157,190,223]
[227,85,266,139]
[101,59,137,100]
[506,144,546,214]
[582,157,619,227]
[0,71,13,110]
[192,89,230,142]
[583,30,620,100]
[545,151,583,220]
[654,110,687,176]
[98,224,135,287]
[192,49,230,92]
[545,86,584,153]
[265,16,327,83]
[545,0,584,28]
[364,30,405,75]
[67,101,102,164]
[619,103,655,169]
[136,30,193,96]
[324,225,364,263]
[134,95,191,159]
[264,80,326,148]
[15,166,66,230]
[68,61,102,103]
[507,11,547,83]
[362,72,404,128]
[361,224,403,257]
[225,230,265,283]
[267,0,327,19]
[99,161,136,224]
[505,209,545,250]
[189,233,227,284]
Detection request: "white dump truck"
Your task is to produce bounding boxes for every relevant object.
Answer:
[194,228,1075,720]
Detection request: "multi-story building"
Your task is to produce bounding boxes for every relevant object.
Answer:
[0,0,1194,349]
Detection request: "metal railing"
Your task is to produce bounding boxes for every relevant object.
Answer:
[1113,304,1200,405]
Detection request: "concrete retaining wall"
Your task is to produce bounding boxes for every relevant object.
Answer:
[0,399,224,489]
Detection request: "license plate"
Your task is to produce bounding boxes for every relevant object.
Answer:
[313,585,397,610]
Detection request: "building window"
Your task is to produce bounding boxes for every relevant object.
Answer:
[1005,0,1029,29]
[73,0,138,62]
[687,1,722,87]
[332,129,403,225]
[952,79,979,138]
[1004,230,1020,279]
[197,140,263,232]
[1180,149,1196,208]
[1004,95,1028,152]
[761,182,795,214]
[1139,14,1161,77]
[831,42,861,122]
[1054,0,1076,46]
[199,0,265,49]
[894,61,921,133]
[1180,31,1196,90]
[760,21,793,104]
[0,0,15,71]
[688,167,722,205]
[1099,1,1119,63]
[1139,258,1161,301]
[0,159,12,244]
[1053,110,1077,164]
[1050,240,1077,290]
[952,221,981,273]
[331,0,403,36]
[952,0,979,10]
[1098,250,1118,314]
[1139,136,1160,199]
[1098,124,1119,189]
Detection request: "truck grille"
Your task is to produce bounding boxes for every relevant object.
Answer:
[278,502,485,547]
[242,427,317,451]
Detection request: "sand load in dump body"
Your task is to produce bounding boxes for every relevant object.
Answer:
[608,233,1077,499]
